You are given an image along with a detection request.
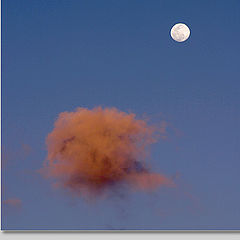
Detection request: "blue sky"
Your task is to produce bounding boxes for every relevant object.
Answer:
[2,0,240,230]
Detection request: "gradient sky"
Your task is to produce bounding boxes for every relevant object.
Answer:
[2,0,240,230]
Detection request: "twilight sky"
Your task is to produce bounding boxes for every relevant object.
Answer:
[2,0,240,230]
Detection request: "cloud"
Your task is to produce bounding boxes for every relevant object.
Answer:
[43,107,173,200]
[21,143,32,156]
[3,198,22,208]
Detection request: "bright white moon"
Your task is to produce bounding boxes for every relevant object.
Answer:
[170,23,190,42]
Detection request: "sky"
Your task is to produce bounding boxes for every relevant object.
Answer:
[2,0,240,230]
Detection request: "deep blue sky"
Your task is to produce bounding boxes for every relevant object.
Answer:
[2,0,240,230]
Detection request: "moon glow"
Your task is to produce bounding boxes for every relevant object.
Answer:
[170,23,190,42]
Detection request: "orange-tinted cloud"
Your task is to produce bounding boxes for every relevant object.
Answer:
[3,198,22,208]
[43,107,173,199]
[21,143,32,156]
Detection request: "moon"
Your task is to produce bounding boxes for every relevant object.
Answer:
[170,23,190,42]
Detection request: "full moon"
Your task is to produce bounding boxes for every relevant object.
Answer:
[170,23,190,42]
